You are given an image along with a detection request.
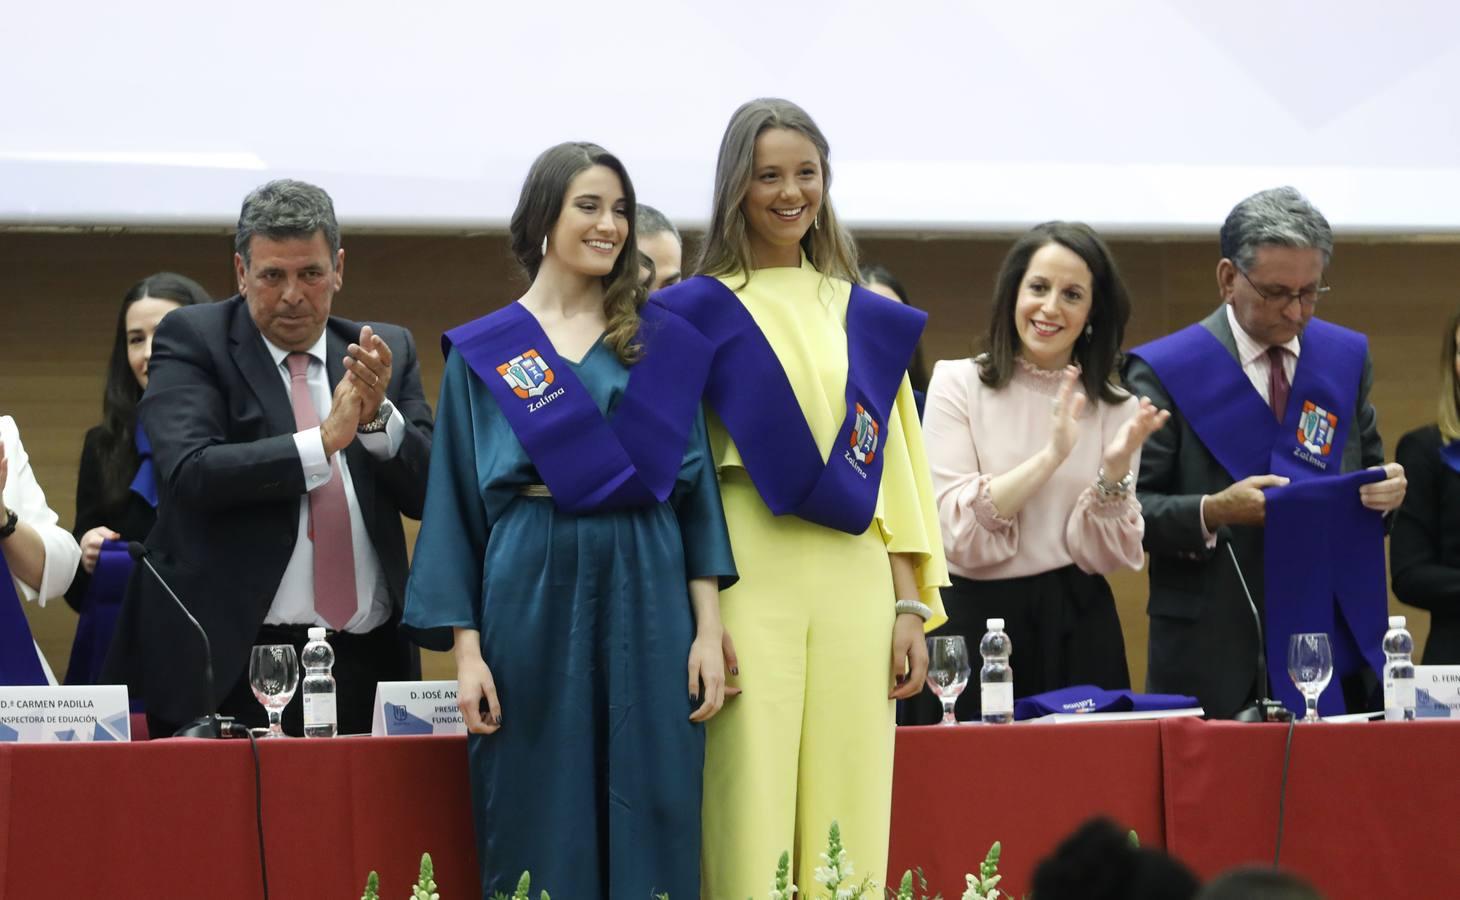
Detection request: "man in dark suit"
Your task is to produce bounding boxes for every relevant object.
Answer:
[110,179,433,736]
[1124,187,1407,719]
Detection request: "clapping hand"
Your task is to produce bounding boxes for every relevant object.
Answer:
[1047,367,1087,460]
[1101,396,1172,483]
[344,325,393,426]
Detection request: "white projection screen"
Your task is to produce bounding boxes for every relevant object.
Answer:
[4,0,1459,235]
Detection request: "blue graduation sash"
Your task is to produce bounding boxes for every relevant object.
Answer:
[442,301,712,514]
[129,424,158,507]
[64,539,135,685]
[1013,685,1199,720]
[1129,317,1385,716]
[0,551,48,685]
[67,430,152,685]
[655,276,926,535]
[1439,440,1460,474]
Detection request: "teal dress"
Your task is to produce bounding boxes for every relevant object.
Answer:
[402,340,736,900]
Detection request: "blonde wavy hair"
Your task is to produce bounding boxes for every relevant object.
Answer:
[508,142,646,364]
[694,98,859,286]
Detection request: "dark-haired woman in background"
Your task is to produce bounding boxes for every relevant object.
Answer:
[861,264,930,417]
[402,142,734,899]
[904,222,1168,724]
[1391,308,1460,664]
[65,272,210,683]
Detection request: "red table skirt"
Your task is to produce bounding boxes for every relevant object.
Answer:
[2,720,1456,899]
[890,721,1167,898]
[0,736,478,900]
[1160,717,1460,898]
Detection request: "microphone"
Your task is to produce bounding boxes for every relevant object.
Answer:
[1226,540,1294,723]
[127,542,245,739]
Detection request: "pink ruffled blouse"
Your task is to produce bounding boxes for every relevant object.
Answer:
[922,356,1146,581]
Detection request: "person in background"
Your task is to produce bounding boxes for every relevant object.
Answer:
[861,264,930,417]
[1125,187,1406,719]
[657,97,948,897]
[637,203,684,292]
[107,179,433,738]
[1,414,82,684]
[1196,867,1324,900]
[402,142,735,899]
[1390,307,1460,663]
[1030,817,1200,900]
[65,272,211,684]
[904,222,1167,725]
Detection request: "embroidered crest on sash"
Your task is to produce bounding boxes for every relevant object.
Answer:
[1297,400,1338,460]
[850,403,880,464]
[497,350,555,399]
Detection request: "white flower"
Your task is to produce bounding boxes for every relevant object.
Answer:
[962,873,1001,900]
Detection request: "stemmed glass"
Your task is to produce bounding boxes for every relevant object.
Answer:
[925,636,972,726]
[249,644,299,738]
[1287,632,1334,723]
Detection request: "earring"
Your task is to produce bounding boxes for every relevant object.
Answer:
[813,214,821,231]
[541,235,548,256]
[1084,324,1093,337]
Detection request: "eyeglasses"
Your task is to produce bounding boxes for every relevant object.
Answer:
[1236,266,1331,310]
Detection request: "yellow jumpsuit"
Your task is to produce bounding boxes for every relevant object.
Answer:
[701,258,948,898]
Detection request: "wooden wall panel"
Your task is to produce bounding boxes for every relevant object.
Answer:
[3,231,1453,690]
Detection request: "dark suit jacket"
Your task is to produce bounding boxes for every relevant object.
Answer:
[1123,305,1383,718]
[65,425,158,613]
[1390,425,1460,663]
[105,296,433,726]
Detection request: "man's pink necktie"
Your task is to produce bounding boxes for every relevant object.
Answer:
[1267,346,1290,423]
[286,352,356,630]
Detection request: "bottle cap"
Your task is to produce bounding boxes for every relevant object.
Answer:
[987,618,1005,630]
[308,626,327,640]
[1388,615,1406,629]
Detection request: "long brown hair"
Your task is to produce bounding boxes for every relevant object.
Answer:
[978,221,1131,405]
[695,98,859,285]
[508,142,647,364]
[97,272,211,507]
[1438,308,1460,442]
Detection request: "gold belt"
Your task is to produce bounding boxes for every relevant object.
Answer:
[517,484,552,498]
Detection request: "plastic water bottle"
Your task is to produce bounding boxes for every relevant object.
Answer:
[1382,615,1416,722]
[301,627,338,737]
[979,618,1014,724]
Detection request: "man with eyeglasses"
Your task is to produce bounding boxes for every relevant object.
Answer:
[1125,186,1406,720]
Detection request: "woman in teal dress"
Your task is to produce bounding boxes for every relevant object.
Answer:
[402,142,735,900]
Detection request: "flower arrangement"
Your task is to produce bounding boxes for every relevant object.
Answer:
[360,825,1020,900]
[360,853,441,900]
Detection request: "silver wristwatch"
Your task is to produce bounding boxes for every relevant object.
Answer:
[1095,466,1136,498]
[358,399,394,434]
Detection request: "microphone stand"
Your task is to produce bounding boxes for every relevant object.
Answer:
[1226,541,1294,723]
[127,542,245,738]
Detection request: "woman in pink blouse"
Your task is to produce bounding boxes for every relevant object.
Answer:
[903,221,1169,724]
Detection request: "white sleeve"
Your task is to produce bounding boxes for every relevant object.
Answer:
[2,416,82,607]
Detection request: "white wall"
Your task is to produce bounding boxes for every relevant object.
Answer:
[5,0,1459,233]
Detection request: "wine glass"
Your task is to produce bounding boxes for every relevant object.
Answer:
[925,636,972,726]
[1287,632,1333,723]
[249,644,299,738]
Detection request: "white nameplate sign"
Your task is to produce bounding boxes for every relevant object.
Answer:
[0,685,131,742]
[1414,666,1460,719]
[370,680,465,736]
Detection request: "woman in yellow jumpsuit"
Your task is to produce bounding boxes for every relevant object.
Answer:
[656,97,949,898]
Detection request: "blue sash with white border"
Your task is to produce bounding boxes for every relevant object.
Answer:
[442,301,712,514]
[1129,317,1385,716]
[655,275,926,535]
